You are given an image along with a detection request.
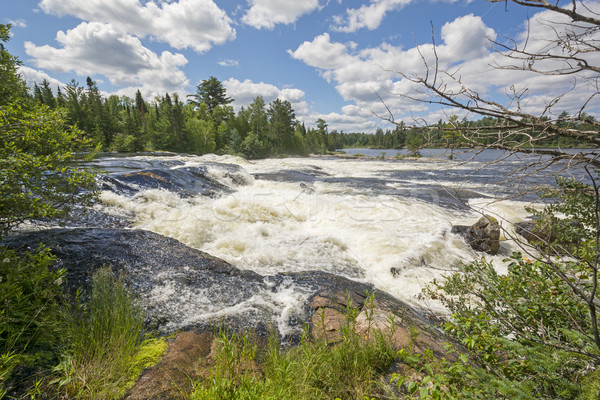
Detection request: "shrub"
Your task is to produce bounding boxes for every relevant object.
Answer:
[418,175,600,399]
[0,246,65,396]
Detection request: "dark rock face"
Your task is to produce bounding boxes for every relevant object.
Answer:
[100,166,231,198]
[1,228,267,333]
[3,228,457,398]
[515,219,584,251]
[515,221,540,243]
[452,215,500,255]
[2,228,444,340]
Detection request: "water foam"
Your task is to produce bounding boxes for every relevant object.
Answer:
[99,154,534,315]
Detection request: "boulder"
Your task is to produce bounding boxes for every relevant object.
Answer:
[515,218,584,251]
[452,215,500,255]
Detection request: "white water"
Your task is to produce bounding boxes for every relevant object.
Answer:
[99,154,535,314]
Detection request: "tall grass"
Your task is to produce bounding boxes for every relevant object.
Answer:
[55,267,160,400]
[190,293,397,400]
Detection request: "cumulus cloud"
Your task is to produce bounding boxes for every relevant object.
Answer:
[24,22,189,98]
[218,59,240,67]
[288,33,355,71]
[331,0,413,32]
[438,14,496,61]
[242,0,321,29]
[309,111,380,132]
[223,77,310,117]
[289,10,598,123]
[18,66,63,89]
[38,0,235,53]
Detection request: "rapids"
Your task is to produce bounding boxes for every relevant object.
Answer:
[90,150,573,313]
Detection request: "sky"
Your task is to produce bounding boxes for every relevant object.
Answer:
[3,0,599,133]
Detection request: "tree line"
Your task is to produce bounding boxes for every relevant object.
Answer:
[31,75,596,159]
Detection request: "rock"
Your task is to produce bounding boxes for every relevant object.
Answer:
[452,215,500,255]
[515,220,541,243]
[2,228,460,397]
[515,218,584,251]
[100,166,232,198]
[1,228,268,333]
[288,270,453,360]
[126,330,214,400]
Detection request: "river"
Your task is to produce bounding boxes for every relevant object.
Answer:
[89,149,588,314]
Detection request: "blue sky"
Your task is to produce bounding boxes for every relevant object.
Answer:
[3,1,598,132]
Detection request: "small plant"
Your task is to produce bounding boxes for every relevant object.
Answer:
[56,267,166,400]
[189,292,397,400]
[0,246,66,396]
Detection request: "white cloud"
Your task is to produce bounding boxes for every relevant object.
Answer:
[223,77,310,118]
[223,78,280,106]
[288,33,355,71]
[289,8,600,124]
[331,0,412,32]
[17,66,63,89]
[438,14,496,61]
[218,59,240,67]
[8,19,27,28]
[24,22,189,98]
[38,0,235,53]
[242,0,321,29]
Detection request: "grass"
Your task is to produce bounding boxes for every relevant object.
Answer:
[54,267,167,400]
[189,294,398,400]
[0,250,167,400]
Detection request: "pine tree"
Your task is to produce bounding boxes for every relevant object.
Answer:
[187,76,233,115]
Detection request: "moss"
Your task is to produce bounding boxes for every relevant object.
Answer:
[122,337,169,395]
[579,368,600,400]
[484,215,498,224]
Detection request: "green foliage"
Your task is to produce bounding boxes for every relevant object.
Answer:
[0,252,166,399]
[526,176,597,256]
[185,117,216,155]
[0,25,28,106]
[421,174,600,399]
[267,98,295,154]
[188,76,233,115]
[0,25,98,236]
[0,247,65,394]
[55,267,145,399]
[190,294,397,400]
[0,100,99,235]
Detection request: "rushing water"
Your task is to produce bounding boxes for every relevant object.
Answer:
[90,150,588,313]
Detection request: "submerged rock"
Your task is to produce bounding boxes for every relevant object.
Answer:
[452,215,500,255]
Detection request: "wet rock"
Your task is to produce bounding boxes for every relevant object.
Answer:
[1,228,267,333]
[100,166,231,198]
[253,170,319,182]
[452,215,500,255]
[2,228,461,396]
[286,270,452,359]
